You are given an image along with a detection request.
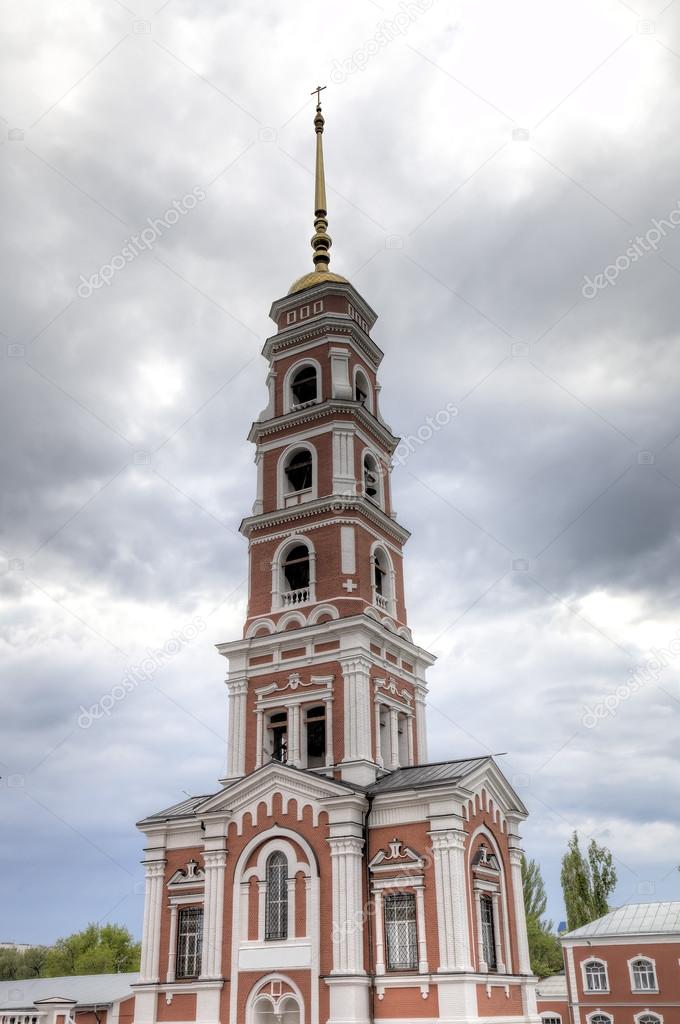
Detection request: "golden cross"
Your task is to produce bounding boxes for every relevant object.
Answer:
[310,84,327,107]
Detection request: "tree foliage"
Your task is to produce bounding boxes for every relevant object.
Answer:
[521,854,563,978]
[560,832,617,932]
[44,925,141,977]
[0,926,140,981]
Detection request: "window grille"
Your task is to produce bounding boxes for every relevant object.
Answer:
[638,1015,661,1024]
[176,906,203,978]
[542,1016,562,1024]
[480,894,497,970]
[589,1015,612,1024]
[265,851,288,940]
[384,892,418,970]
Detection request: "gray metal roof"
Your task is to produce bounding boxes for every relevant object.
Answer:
[369,757,491,793]
[137,793,216,825]
[536,973,567,998]
[565,902,680,939]
[0,973,139,1010]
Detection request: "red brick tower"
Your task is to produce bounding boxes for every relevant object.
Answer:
[219,95,434,788]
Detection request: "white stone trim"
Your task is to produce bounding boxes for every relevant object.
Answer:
[276,440,318,509]
[282,356,323,414]
[628,953,659,993]
[581,956,610,994]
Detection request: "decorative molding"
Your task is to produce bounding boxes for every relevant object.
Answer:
[168,859,205,889]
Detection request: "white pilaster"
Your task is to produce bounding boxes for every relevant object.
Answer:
[389,707,399,769]
[374,700,383,767]
[414,684,428,764]
[257,880,267,941]
[166,903,178,983]
[508,842,532,974]
[200,848,227,979]
[139,856,165,983]
[332,427,356,496]
[430,828,473,972]
[407,713,415,766]
[340,656,375,784]
[255,706,264,768]
[415,884,429,974]
[491,890,505,972]
[374,890,385,975]
[328,835,365,974]
[226,676,248,779]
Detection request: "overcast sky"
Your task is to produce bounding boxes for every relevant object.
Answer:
[2,0,680,944]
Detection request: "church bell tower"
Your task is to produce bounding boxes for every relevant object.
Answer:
[218,94,435,788]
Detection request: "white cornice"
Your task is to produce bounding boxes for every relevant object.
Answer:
[247,398,398,452]
[239,493,410,545]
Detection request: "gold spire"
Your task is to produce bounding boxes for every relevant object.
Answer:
[311,85,331,274]
[288,86,349,295]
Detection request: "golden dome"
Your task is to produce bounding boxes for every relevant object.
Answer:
[288,270,349,295]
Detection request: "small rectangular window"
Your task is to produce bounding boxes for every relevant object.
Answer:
[313,300,323,313]
[300,305,310,318]
[286,310,297,324]
[306,704,326,767]
[384,892,418,970]
[176,906,203,978]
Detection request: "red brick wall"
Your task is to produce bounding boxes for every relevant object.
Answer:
[569,939,680,1012]
[476,981,524,1015]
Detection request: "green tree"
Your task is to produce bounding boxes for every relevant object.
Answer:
[521,854,563,978]
[560,832,617,931]
[16,946,49,980]
[0,947,20,981]
[44,924,140,977]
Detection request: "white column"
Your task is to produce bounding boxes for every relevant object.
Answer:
[332,427,356,497]
[491,891,505,973]
[374,700,383,767]
[389,707,399,769]
[239,881,250,941]
[415,685,428,764]
[328,836,365,974]
[139,857,165,983]
[304,875,312,940]
[374,890,385,975]
[474,890,487,971]
[257,881,267,941]
[415,885,429,974]
[508,844,532,974]
[226,677,248,778]
[166,904,178,983]
[407,714,415,767]
[200,848,227,979]
[255,706,264,768]
[430,829,473,972]
[290,704,301,767]
[287,876,297,939]
[325,697,334,767]
[253,451,264,514]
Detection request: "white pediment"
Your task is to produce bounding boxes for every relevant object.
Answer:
[168,858,205,888]
[369,838,424,873]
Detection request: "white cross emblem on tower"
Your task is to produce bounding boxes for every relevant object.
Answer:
[342,578,357,592]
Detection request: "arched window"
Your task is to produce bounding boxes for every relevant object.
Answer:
[290,365,317,406]
[363,452,382,506]
[282,544,310,603]
[589,1015,613,1024]
[372,546,393,612]
[637,1016,661,1024]
[355,369,371,409]
[631,958,657,991]
[265,851,288,940]
[480,894,497,970]
[285,449,313,493]
[584,960,609,992]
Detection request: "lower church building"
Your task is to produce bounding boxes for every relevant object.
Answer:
[132,97,540,1024]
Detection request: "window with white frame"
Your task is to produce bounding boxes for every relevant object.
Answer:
[284,447,313,496]
[290,364,318,406]
[584,960,609,991]
[267,710,288,762]
[175,906,203,978]
[384,892,418,970]
[355,368,371,409]
[265,851,288,940]
[281,543,310,604]
[631,958,657,991]
[480,893,498,970]
[363,452,382,507]
[588,1014,613,1024]
[637,1014,662,1024]
[541,1015,562,1024]
[372,546,393,612]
